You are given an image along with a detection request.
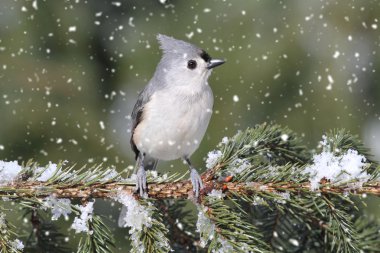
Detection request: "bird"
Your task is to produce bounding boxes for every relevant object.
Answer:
[129,34,225,197]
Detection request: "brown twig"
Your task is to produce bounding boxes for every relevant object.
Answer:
[0,175,379,200]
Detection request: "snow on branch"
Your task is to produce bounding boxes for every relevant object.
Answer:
[0,124,379,252]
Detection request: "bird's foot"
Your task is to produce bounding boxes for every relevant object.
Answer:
[135,166,147,196]
[190,168,204,197]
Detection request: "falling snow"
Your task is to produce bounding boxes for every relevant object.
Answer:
[333,51,340,59]
[128,17,135,27]
[99,120,105,130]
[273,73,281,79]
[68,26,77,32]
[32,0,38,10]
[111,2,121,7]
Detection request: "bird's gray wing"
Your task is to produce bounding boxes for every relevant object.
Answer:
[130,78,167,166]
[130,83,162,167]
[130,87,150,160]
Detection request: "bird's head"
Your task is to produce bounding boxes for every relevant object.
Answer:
[155,34,225,88]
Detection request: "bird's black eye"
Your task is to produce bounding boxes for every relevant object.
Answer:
[187,60,197,70]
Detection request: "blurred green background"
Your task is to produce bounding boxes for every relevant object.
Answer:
[1,0,379,251]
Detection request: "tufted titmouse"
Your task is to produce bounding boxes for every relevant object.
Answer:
[129,34,225,197]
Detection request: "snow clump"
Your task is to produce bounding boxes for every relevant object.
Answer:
[71,201,95,234]
[205,150,222,169]
[208,189,225,200]
[229,158,251,174]
[115,192,152,231]
[304,149,369,190]
[114,191,153,252]
[10,239,24,250]
[0,161,22,185]
[43,196,72,220]
[196,206,215,248]
[213,237,235,253]
[36,162,61,181]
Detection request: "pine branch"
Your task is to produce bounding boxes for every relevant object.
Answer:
[115,193,171,253]
[23,208,69,253]
[134,200,171,253]
[76,214,115,253]
[0,177,379,200]
[0,211,23,253]
[0,124,379,252]
[199,196,271,252]
[355,216,380,252]
[1,178,379,251]
[157,200,200,252]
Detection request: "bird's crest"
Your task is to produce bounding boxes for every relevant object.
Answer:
[157,34,201,56]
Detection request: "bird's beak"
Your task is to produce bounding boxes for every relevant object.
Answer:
[207,59,225,69]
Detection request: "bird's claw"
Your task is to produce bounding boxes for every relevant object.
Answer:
[135,166,147,196]
[190,168,204,197]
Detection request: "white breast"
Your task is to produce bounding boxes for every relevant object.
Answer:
[133,85,213,161]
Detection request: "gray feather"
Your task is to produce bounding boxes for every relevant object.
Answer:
[130,82,165,161]
[157,34,202,57]
[130,85,153,159]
